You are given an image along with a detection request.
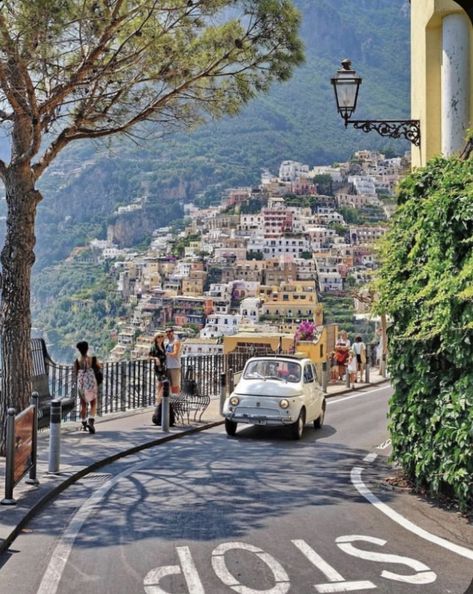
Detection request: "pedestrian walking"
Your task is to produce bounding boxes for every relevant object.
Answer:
[74,341,101,434]
[352,335,367,382]
[149,332,167,404]
[164,327,181,394]
[334,330,351,381]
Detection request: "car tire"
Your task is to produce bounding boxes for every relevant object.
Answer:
[225,418,238,436]
[314,401,326,429]
[291,409,305,440]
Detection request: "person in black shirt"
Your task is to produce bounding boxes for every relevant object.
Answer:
[149,332,167,404]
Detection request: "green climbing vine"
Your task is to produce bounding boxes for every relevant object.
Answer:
[375,156,473,510]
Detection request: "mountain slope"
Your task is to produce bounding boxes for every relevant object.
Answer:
[23,0,411,266]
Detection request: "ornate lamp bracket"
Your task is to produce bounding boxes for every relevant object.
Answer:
[348,119,421,147]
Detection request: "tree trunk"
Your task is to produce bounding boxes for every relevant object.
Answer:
[0,163,41,453]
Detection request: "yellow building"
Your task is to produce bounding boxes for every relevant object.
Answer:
[411,1,473,166]
[259,281,323,325]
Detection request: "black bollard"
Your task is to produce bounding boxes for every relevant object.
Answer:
[161,378,170,432]
[48,400,62,474]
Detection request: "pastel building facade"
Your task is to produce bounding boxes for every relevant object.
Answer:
[411,1,473,166]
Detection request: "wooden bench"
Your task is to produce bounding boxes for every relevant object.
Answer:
[31,338,76,429]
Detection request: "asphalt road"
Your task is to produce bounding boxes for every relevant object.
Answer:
[1,385,472,594]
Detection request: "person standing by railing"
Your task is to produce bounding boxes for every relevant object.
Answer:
[149,332,167,404]
[73,341,101,434]
[165,327,181,395]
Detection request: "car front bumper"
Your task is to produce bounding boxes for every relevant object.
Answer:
[224,410,294,426]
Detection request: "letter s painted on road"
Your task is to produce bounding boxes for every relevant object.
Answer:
[335,535,437,585]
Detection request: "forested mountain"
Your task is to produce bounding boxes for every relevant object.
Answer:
[0,0,405,271]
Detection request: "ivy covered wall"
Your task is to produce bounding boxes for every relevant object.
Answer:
[376,156,473,510]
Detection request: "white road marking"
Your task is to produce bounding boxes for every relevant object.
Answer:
[351,466,473,561]
[376,439,391,450]
[328,386,391,407]
[363,453,378,463]
[211,541,290,594]
[336,535,436,585]
[144,563,182,594]
[177,546,206,594]
[292,539,376,592]
[37,455,154,594]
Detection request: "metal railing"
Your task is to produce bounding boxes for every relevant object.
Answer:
[46,350,258,419]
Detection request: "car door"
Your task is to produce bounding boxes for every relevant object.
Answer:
[303,363,317,420]
[311,363,324,418]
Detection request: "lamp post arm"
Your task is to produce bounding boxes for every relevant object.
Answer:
[347,119,421,146]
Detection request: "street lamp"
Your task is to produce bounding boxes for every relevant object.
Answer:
[331,59,421,146]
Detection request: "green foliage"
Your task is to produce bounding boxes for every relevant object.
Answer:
[320,294,375,343]
[338,206,362,224]
[376,156,473,510]
[313,174,333,196]
[32,259,126,363]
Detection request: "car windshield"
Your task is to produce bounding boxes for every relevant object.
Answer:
[243,360,301,383]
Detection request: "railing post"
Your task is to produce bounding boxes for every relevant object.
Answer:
[322,361,328,393]
[48,400,62,474]
[1,408,17,505]
[220,372,227,416]
[120,361,127,412]
[365,362,370,384]
[26,393,40,486]
[227,367,234,397]
[161,378,170,433]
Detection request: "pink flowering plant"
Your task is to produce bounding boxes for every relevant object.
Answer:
[295,320,316,342]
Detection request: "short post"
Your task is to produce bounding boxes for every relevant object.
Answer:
[227,367,234,397]
[381,354,387,378]
[1,408,17,505]
[48,400,62,474]
[26,393,40,486]
[220,372,227,416]
[161,378,170,432]
[345,365,350,388]
[365,363,370,384]
[322,361,328,393]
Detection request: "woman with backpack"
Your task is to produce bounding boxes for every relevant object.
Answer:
[74,340,102,434]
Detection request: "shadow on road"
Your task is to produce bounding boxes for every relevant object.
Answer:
[21,425,396,548]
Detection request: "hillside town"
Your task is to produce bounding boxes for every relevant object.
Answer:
[84,149,410,362]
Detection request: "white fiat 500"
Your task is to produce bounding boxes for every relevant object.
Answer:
[223,355,326,439]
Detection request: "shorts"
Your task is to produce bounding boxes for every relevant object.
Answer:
[167,368,181,389]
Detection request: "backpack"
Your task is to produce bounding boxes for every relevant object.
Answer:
[77,360,98,402]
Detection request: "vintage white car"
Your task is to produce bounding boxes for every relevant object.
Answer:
[222,355,326,439]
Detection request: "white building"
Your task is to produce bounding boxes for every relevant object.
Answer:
[240,297,262,323]
[260,236,311,259]
[182,338,223,356]
[278,160,310,182]
[348,175,377,196]
[200,313,242,338]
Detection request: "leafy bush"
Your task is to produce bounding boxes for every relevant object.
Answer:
[376,156,473,510]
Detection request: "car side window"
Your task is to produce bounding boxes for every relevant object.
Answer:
[311,364,319,383]
[304,365,314,383]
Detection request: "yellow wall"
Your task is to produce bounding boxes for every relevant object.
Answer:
[412,1,473,166]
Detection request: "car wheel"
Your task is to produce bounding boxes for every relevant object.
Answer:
[314,401,326,429]
[225,418,238,436]
[291,409,305,440]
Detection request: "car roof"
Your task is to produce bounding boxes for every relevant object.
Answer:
[245,354,310,364]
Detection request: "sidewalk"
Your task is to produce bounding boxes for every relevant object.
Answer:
[0,369,388,554]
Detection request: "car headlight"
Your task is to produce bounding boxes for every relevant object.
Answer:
[279,399,290,409]
[230,396,240,406]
